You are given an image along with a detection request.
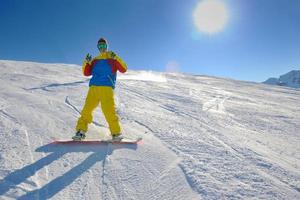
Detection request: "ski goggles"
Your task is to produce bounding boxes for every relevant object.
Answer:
[97,43,107,50]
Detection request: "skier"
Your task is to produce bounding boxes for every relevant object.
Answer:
[72,38,127,141]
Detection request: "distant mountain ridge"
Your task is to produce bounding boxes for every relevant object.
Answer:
[263,70,300,88]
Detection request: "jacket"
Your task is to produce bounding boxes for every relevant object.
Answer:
[82,51,127,88]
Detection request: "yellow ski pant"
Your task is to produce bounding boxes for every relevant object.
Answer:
[76,86,121,135]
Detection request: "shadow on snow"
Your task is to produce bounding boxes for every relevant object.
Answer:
[0,142,138,199]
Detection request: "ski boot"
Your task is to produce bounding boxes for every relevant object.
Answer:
[72,130,86,141]
[111,133,124,142]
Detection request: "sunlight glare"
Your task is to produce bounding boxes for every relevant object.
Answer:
[193,0,229,34]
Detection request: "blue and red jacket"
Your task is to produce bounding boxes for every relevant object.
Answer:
[82,51,127,88]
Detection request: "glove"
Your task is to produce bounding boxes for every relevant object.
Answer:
[85,53,92,62]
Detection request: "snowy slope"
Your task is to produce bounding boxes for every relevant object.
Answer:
[0,60,299,200]
[263,70,300,88]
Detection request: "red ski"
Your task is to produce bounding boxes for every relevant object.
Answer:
[52,137,143,145]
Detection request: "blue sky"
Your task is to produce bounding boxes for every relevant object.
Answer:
[0,0,299,82]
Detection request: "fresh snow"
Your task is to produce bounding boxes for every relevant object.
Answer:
[0,60,299,200]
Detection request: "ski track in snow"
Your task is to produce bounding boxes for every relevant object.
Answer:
[23,128,41,188]
[0,60,299,199]
[101,143,113,200]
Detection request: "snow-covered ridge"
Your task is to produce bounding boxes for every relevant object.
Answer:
[0,60,299,199]
[263,70,300,88]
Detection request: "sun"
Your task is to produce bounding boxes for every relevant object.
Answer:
[193,0,229,34]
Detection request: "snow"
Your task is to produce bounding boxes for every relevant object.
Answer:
[0,60,299,199]
[263,70,300,88]
[118,71,167,82]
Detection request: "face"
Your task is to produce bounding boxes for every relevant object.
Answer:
[97,42,107,53]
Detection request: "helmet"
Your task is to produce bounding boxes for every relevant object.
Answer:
[98,38,108,44]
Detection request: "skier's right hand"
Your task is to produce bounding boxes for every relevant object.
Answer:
[85,53,92,62]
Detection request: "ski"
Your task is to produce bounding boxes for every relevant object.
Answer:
[53,137,143,144]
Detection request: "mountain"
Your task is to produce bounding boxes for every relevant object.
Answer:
[263,70,300,88]
[0,60,299,199]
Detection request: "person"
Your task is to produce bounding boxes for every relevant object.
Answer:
[72,38,127,141]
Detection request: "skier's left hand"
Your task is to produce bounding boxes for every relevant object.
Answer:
[85,53,92,62]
